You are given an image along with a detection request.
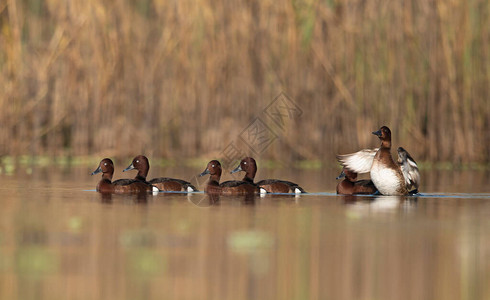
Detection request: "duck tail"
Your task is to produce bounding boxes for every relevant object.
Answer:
[184,184,199,192]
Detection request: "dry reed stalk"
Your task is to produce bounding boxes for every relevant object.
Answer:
[0,0,488,163]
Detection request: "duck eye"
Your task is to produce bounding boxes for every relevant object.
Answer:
[136,160,139,163]
[244,162,247,165]
[211,164,215,167]
[104,163,107,166]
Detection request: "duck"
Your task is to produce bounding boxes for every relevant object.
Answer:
[123,155,197,192]
[199,160,259,195]
[337,126,420,196]
[230,157,306,194]
[336,167,377,195]
[91,158,158,194]
[397,147,420,193]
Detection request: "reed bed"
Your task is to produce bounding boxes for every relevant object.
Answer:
[0,0,488,163]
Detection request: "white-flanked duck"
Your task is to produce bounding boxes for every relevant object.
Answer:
[337,126,420,196]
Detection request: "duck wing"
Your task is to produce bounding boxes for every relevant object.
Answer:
[256,179,306,193]
[397,147,420,191]
[149,177,198,192]
[336,148,378,174]
[220,180,254,188]
[112,178,140,186]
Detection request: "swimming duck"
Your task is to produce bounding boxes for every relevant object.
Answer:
[91,158,158,194]
[123,155,198,192]
[230,157,306,194]
[199,160,259,195]
[337,126,420,195]
[336,167,377,195]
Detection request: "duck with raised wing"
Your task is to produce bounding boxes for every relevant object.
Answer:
[231,157,306,194]
[123,155,197,192]
[397,147,420,193]
[337,126,420,196]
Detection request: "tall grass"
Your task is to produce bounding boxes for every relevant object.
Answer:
[0,0,488,163]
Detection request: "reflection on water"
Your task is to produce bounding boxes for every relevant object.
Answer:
[0,166,489,300]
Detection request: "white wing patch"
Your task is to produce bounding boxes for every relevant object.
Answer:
[337,148,378,174]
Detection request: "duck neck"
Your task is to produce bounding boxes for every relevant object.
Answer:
[243,164,256,183]
[381,139,391,149]
[102,172,113,183]
[209,173,221,185]
[137,163,149,181]
[135,173,146,181]
[346,175,357,182]
[242,176,254,184]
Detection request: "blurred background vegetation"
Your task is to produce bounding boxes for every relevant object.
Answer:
[0,0,488,165]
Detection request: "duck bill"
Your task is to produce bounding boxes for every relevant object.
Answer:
[199,168,210,177]
[372,129,382,137]
[123,163,135,172]
[336,170,346,180]
[91,166,102,176]
[230,164,242,174]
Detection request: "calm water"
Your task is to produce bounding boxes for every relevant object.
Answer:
[0,165,489,300]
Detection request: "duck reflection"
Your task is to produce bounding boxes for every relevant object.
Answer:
[187,193,220,207]
[370,195,406,210]
[187,193,258,207]
[342,195,418,212]
[99,192,150,204]
[237,194,256,205]
[339,194,375,204]
[100,192,113,203]
[256,193,303,206]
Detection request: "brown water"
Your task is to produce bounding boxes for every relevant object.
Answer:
[0,165,489,300]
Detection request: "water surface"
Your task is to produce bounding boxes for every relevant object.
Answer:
[0,166,489,300]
